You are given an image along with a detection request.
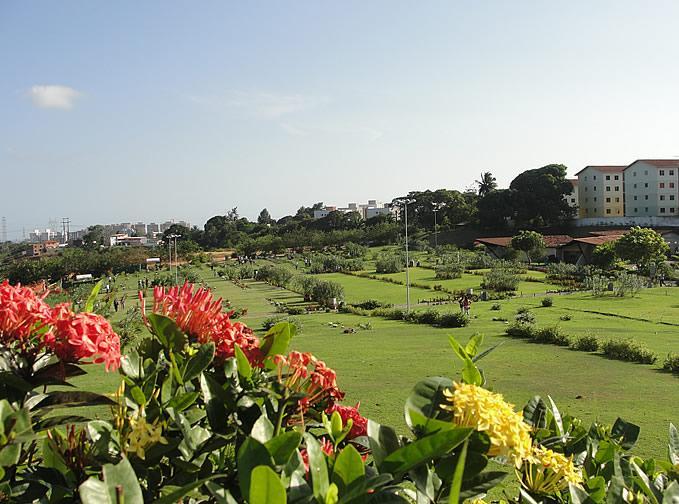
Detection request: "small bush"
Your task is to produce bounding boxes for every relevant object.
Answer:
[414,309,441,325]
[262,316,302,333]
[506,323,535,339]
[435,263,464,280]
[481,267,519,292]
[533,326,570,346]
[353,299,384,310]
[601,339,657,364]
[375,253,405,274]
[287,306,305,315]
[663,353,679,373]
[559,314,572,321]
[372,307,406,320]
[571,334,599,352]
[490,303,501,311]
[541,297,554,307]
[515,309,535,325]
[438,312,470,328]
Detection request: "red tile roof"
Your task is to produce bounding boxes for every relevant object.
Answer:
[570,235,622,246]
[475,235,573,248]
[574,165,626,176]
[627,159,679,169]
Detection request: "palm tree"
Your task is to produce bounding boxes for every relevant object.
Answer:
[475,172,497,196]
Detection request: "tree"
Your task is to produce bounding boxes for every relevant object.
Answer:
[477,189,514,229]
[257,208,274,225]
[614,227,669,269]
[510,164,574,226]
[82,225,105,249]
[591,242,617,270]
[475,172,497,196]
[511,230,545,264]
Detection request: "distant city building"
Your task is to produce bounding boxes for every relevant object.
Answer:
[575,165,625,218]
[314,200,390,219]
[624,160,679,217]
[132,222,147,236]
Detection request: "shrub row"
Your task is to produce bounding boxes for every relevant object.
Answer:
[663,353,679,374]
[505,323,658,365]
[369,307,470,328]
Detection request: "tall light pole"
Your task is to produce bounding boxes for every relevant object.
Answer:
[433,205,440,248]
[168,234,181,284]
[402,199,414,312]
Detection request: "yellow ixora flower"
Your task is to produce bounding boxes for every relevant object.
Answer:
[518,445,583,495]
[125,410,168,460]
[441,382,532,466]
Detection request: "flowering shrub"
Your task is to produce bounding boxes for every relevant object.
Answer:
[1,279,679,503]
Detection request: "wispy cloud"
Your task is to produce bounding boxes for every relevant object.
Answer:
[28,85,81,109]
[278,122,383,143]
[189,90,327,119]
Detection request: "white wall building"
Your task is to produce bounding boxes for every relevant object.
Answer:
[624,159,679,218]
[575,165,625,218]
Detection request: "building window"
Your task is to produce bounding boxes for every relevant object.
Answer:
[584,176,587,181]
[593,197,597,202]
[645,207,649,212]
[660,170,665,176]
[634,208,638,212]
[585,187,588,192]
[615,175,619,180]
[585,198,588,203]
[615,186,619,191]
[671,170,675,176]
[606,186,611,191]
[661,207,666,213]
[645,195,649,200]
[615,197,620,202]
[634,195,638,200]
[606,197,611,203]
[671,182,675,188]
[672,208,676,213]
[645,170,648,175]
[660,183,665,188]
[606,209,611,214]
[645,183,649,188]
[633,171,637,176]
[593,175,597,180]
[633,183,637,188]
[661,195,666,200]
[606,175,611,180]
[671,195,676,201]
[571,198,575,203]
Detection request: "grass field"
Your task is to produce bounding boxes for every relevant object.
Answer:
[74,257,679,459]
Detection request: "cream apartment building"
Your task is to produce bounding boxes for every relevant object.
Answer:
[624,160,679,217]
[575,166,625,218]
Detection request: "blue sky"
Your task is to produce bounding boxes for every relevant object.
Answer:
[2,1,679,238]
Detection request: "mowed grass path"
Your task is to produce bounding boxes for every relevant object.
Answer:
[77,265,678,458]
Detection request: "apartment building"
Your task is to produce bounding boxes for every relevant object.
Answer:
[624,160,679,217]
[575,166,625,218]
[565,179,578,209]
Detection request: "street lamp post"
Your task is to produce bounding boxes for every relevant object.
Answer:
[402,200,414,313]
[174,235,181,285]
[433,206,439,248]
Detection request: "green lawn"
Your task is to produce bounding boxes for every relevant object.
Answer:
[75,262,679,459]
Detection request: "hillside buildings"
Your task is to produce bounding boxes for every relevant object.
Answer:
[574,159,679,224]
[313,200,393,220]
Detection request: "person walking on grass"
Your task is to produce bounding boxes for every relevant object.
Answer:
[462,295,471,316]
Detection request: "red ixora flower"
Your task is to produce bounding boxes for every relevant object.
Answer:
[44,304,121,371]
[326,402,368,440]
[140,282,262,363]
[275,351,345,413]
[0,280,52,345]
[300,437,335,473]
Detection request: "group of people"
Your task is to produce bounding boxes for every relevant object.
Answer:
[458,294,473,315]
[112,295,127,312]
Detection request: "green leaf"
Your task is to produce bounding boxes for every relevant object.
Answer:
[120,351,143,379]
[448,336,470,361]
[663,481,679,504]
[458,471,507,501]
[249,465,287,504]
[25,391,114,412]
[266,431,303,466]
[522,396,547,428]
[448,439,468,504]
[382,427,472,476]
[183,343,215,382]
[304,433,330,502]
[332,444,365,494]
[669,423,679,464]
[237,437,274,501]
[464,334,484,358]
[152,477,217,504]
[130,386,146,406]
[146,313,188,352]
[33,415,91,431]
[547,395,565,440]
[461,358,482,386]
[200,372,229,434]
[611,418,640,450]
[367,420,401,469]
[84,279,104,313]
[252,415,274,444]
[234,344,252,380]
[79,457,143,504]
[569,483,597,504]
[167,392,199,412]
[261,322,295,368]
[404,376,453,431]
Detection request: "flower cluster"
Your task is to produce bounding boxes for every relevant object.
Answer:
[519,445,583,495]
[326,402,368,440]
[442,382,532,466]
[300,438,334,474]
[141,282,262,363]
[0,280,52,346]
[45,304,121,371]
[274,351,345,413]
[0,280,121,370]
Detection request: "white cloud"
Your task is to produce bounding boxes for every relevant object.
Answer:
[28,85,81,109]
[190,90,327,119]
